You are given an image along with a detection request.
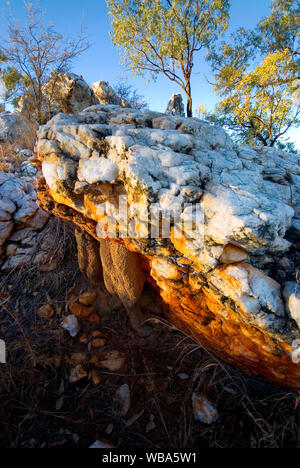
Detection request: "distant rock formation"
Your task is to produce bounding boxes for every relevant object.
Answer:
[36,104,300,389]
[166,93,185,117]
[14,74,137,125]
[92,80,130,107]
[17,74,132,122]
[17,72,99,122]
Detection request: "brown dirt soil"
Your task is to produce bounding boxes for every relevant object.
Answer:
[0,221,300,448]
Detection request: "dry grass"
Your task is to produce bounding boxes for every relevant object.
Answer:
[0,142,23,172]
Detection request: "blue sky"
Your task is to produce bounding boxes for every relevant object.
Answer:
[0,0,299,146]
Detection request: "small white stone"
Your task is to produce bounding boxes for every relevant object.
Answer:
[42,161,59,191]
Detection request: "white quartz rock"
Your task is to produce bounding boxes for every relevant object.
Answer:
[42,161,60,191]
[61,315,79,338]
[36,105,300,339]
[209,264,285,320]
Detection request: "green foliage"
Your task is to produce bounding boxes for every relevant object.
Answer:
[258,0,299,55]
[208,0,300,147]
[0,53,27,107]
[107,0,230,117]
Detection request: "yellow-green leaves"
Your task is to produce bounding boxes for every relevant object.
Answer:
[0,60,24,105]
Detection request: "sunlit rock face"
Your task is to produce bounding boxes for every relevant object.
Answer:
[36,104,300,389]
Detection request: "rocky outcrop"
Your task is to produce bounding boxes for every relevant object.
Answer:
[92,81,129,108]
[17,73,98,124]
[17,75,130,124]
[36,104,300,389]
[166,94,185,117]
[0,112,35,145]
[0,171,62,271]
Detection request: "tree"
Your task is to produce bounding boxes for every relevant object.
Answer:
[107,0,230,117]
[0,53,26,109]
[207,0,300,147]
[0,2,89,124]
[113,78,148,109]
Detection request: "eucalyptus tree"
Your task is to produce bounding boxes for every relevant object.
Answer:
[107,0,230,117]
